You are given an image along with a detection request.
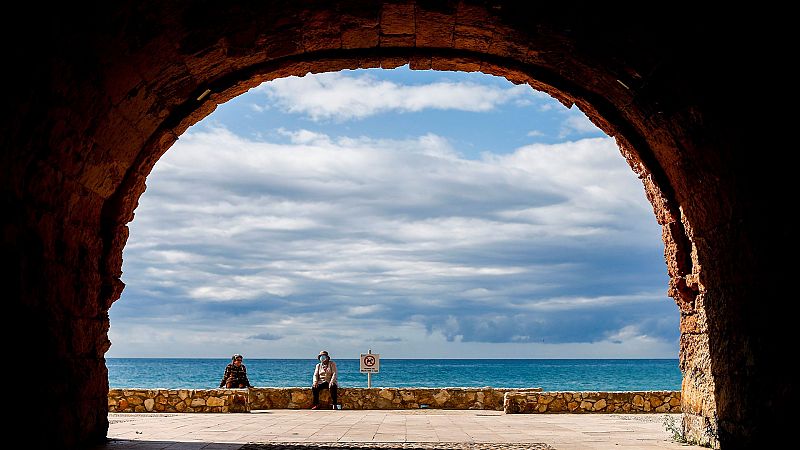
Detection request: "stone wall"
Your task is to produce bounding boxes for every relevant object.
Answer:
[108,388,679,414]
[108,389,249,413]
[503,391,681,414]
[249,387,524,410]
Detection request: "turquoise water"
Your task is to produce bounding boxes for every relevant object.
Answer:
[107,358,681,391]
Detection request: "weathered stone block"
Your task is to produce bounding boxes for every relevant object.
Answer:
[379,389,394,400]
[594,399,607,411]
[433,389,451,404]
[380,3,414,35]
[206,397,225,407]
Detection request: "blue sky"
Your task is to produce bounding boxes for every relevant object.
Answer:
[108,66,678,359]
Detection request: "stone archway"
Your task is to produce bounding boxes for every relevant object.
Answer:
[4,2,790,448]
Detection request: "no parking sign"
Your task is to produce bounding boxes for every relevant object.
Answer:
[360,352,380,373]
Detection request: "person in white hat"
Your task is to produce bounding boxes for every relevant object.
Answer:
[311,350,338,409]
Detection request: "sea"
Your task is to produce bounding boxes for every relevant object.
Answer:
[107,358,681,391]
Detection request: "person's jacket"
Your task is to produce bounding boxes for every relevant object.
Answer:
[313,361,338,385]
[219,363,252,387]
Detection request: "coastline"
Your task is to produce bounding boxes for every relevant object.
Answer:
[107,358,682,391]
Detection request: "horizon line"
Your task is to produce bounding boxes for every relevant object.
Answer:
[106,356,678,360]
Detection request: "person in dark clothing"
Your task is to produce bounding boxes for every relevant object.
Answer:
[219,354,253,388]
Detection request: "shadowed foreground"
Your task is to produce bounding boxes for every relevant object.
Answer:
[96,410,702,449]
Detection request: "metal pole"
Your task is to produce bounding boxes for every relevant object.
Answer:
[367,348,372,388]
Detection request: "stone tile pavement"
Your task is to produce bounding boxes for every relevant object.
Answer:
[95,410,703,449]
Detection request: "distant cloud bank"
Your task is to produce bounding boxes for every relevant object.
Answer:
[252,72,541,121]
[109,69,676,359]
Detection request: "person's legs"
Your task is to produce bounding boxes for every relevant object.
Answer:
[312,382,327,406]
[225,380,235,388]
[330,383,338,406]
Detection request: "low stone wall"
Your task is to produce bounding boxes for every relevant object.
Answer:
[249,387,526,410]
[108,388,679,414]
[108,389,249,413]
[503,391,681,414]
[108,387,537,412]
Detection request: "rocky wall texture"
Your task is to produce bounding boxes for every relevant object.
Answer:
[5,1,792,447]
[109,388,681,414]
[108,389,249,413]
[249,387,526,410]
[503,391,681,414]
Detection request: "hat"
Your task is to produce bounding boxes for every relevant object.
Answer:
[317,350,329,359]
[232,354,243,361]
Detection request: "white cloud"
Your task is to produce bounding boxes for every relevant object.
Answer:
[254,71,536,121]
[278,128,331,144]
[348,305,384,316]
[113,125,674,358]
[559,111,601,137]
[521,292,666,312]
[108,319,678,359]
[188,273,296,300]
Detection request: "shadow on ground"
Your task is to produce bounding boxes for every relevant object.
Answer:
[95,441,553,450]
[95,439,242,449]
[242,444,553,449]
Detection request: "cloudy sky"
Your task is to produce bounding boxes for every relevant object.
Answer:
[108,66,679,359]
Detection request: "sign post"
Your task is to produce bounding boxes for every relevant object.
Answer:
[359,349,380,388]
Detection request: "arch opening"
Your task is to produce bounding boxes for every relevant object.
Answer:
[108,66,681,390]
[100,51,708,440]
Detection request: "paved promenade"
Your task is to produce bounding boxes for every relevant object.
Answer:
[97,410,702,450]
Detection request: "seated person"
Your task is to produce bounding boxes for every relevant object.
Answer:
[311,350,338,409]
[219,354,253,388]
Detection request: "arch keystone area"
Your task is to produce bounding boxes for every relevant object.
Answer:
[3,2,790,449]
